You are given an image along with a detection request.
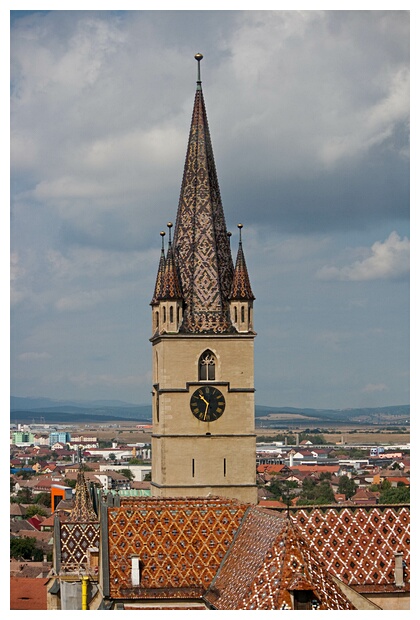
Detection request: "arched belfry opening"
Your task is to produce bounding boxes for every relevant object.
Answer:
[199,349,216,381]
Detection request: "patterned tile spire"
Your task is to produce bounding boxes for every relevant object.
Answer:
[150,231,166,305]
[161,222,183,300]
[172,54,235,333]
[230,224,255,301]
[67,469,98,522]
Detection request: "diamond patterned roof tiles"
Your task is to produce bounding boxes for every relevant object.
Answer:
[290,505,410,591]
[205,507,355,610]
[172,86,235,333]
[107,497,248,599]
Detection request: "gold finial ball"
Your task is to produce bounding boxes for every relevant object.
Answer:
[160,231,165,237]
[195,53,203,62]
[237,223,243,229]
[227,231,232,237]
[167,222,173,228]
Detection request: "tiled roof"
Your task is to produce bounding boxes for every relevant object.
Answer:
[257,464,286,474]
[10,577,48,609]
[172,79,235,334]
[107,496,248,599]
[290,465,340,474]
[205,507,355,610]
[230,233,255,301]
[150,233,166,305]
[160,234,183,301]
[67,469,98,522]
[290,505,410,592]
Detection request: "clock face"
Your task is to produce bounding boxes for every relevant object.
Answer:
[190,386,226,422]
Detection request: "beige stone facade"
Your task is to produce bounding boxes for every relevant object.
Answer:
[151,333,257,503]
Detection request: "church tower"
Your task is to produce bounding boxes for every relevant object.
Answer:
[150,54,257,504]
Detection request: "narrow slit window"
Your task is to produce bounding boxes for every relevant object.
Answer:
[192,458,195,478]
[224,458,227,477]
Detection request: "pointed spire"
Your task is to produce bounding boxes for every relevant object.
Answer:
[173,54,235,333]
[230,224,255,300]
[161,222,183,300]
[68,469,98,522]
[150,231,166,305]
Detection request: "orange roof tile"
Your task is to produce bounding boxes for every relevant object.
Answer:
[10,577,48,610]
[107,496,248,598]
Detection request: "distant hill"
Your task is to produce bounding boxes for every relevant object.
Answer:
[10,396,409,426]
[10,396,151,424]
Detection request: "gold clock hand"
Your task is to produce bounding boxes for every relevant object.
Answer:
[203,402,209,420]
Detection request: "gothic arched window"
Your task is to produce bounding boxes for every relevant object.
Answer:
[199,349,216,381]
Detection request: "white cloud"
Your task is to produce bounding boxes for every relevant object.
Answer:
[18,352,51,361]
[316,232,409,281]
[362,383,388,393]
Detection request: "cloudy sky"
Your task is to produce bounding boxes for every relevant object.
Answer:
[9,8,410,410]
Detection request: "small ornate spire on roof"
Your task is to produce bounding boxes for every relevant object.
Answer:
[230,224,255,301]
[150,231,166,305]
[68,469,98,522]
[161,222,183,300]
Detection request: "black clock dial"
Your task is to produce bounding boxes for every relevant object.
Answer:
[190,386,226,422]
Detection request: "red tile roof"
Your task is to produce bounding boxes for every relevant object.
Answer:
[205,508,355,610]
[107,497,248,599]
[290,505,410,592]
[256,464,286,474]
[10,577,48,610]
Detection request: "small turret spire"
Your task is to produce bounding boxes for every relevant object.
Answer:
[150,231,166,305]
[230,224,255,301]
[161,222,182,300]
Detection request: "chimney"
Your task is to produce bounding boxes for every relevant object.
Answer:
[394,552,404,587]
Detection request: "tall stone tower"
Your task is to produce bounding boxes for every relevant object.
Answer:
[150,54,257,504]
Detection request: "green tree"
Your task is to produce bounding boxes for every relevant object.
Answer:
[119,469,135,482]
[297,478,335,506]
[379,486,409,504]
[16,488,33,503]
[314,480,335,504]
[35,492,51,507]
[338,476,357,499]
[128,458,143,465]
[25,504,48,519]
[109,453,116,461]
[10,536,43,561]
